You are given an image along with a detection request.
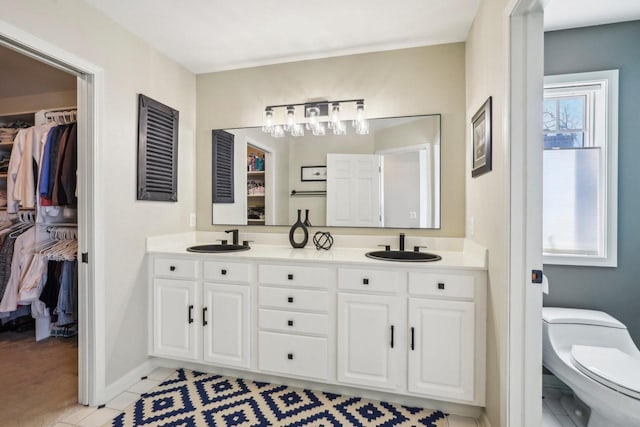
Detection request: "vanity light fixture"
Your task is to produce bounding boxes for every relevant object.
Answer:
[261,99,368,137]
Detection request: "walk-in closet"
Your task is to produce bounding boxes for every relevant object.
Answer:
[0,44,82,425]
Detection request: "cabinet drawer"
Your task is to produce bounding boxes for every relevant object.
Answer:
[259,264,329,288]
[154,258,199,279]
[204,261,251,283]
[338,268,405,293]
[409,272,474,299]
[259,309,328,335]
[258,331,328,380]
[259,287,329,312]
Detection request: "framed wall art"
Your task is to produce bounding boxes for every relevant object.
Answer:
[471,96,492,178]
[301,165,327,182]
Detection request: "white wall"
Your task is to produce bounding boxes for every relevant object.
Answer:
[0,90,77,116]
[465,0,511,425]
[197,43,466,237]
[0,0,197,388]
[383,151,421,227]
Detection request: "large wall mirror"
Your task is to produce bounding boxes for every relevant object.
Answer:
[211,114,441,229]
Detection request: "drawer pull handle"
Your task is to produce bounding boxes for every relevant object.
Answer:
[438,283,445,290]
[188,305,194,324]
[287,320,294,327]
[170,266,176,272]
[363,278,369,285]
[287,353,294,360]
[203,307,208,326]
[287,274,294,280]
[287,297,294,303]
[411,327,415,351]
[221,269,227,276]
[390,325,395,348]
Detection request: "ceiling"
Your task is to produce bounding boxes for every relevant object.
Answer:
[84,0,481,74]
[0,45,76,98]
[545,0,640,31]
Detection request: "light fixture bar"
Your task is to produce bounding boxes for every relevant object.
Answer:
[261,99,368,137]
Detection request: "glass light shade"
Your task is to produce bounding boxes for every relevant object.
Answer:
[355,119,369,135]
[285,106,295,131]
[306,107,320,130]
[270,125,285,138]
[332,120,347,135]
[329,103,340,129]
[290,124,305,137]
[311,123,326,136]
[262,107,274,133]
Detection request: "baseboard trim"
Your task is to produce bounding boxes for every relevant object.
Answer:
[102,359,158,405]
[479,412,493,427]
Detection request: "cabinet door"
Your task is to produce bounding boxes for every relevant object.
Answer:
[408,298,475,402]
[202,283,250,368]
[153,279,199,360]
[337,293,404,390]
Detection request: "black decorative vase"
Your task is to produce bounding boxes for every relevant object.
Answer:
[289,209,309,248]
[303,209,312,227]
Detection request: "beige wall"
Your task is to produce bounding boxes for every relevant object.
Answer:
[0,90,77,117]
[0,0,197,389]
[465,0,511,425]
[197,43,466,236]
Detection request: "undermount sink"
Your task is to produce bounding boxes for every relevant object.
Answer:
[186,244,250,253]
[365,250,442,262]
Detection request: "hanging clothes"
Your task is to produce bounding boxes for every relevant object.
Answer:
[0,226,36,314]
[6,122,56,213]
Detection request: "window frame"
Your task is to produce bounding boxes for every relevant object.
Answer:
[542,70,618,267]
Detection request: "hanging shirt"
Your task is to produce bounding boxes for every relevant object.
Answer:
[0,226,35,314]
[17,254,48,304]
[7,123,56,213]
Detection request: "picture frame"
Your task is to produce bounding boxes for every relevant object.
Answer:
[301,165,327,182]
[471,96,492,178]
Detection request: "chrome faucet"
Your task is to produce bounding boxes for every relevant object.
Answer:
[225,229,239,245]
[399,233,405,251]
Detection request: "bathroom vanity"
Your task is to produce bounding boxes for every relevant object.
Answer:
[147,234,487,408]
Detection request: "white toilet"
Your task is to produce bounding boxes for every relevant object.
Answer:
[542,307,640,427]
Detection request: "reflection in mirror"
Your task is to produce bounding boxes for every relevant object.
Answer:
[211,114,440,229]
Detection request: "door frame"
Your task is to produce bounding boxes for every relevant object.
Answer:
[0,21,104,406]
[505,0,545,426]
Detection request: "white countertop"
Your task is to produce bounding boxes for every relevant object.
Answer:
[147,232,487,271]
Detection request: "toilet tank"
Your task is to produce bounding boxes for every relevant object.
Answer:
[543,307,639,355]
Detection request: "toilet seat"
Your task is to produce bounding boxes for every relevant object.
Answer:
[571,345,640,400]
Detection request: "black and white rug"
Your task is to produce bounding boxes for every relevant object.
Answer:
[109,369,447,426]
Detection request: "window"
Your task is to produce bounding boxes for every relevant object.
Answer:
[542,70,618,267]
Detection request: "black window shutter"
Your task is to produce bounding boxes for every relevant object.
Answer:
[212,130,235,203]
[137,94,179,201]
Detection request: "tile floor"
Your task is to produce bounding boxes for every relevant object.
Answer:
[54,367,479,426]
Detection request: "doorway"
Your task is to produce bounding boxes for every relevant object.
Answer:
[0,25,100,413]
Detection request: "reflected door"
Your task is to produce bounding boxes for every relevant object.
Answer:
[326,154,381,227]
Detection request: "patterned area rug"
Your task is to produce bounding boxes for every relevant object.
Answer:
[109,369,447,426]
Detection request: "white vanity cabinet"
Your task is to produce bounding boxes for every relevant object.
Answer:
[152,278,199,360]
[335,267,485,405]
[150,257,251,369]
[257,264,331,381]
[148,249,486,408]
[337,292,405,390]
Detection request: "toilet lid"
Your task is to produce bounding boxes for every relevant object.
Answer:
[571,345,640,400]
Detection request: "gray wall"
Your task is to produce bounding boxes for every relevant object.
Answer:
[543,21,640,346]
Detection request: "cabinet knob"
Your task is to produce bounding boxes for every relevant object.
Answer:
[287,274,294,280]
[363,278,369,285]
[287,320,294,327]
[287,353,294,360]
[169,266,176,271]
[438,283,445,290]
[221,269,227,276]
[287,297,294,303]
